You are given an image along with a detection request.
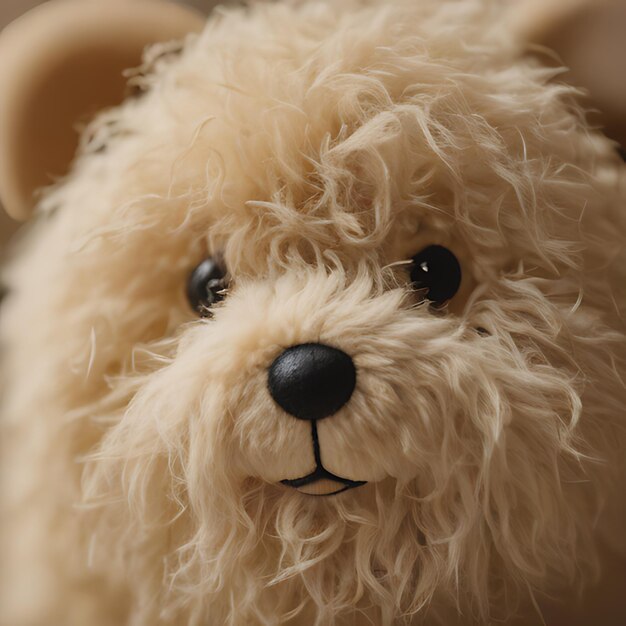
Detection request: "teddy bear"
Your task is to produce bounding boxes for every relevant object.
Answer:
[0,1,624,625]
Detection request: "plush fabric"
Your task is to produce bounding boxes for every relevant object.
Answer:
[1,1,625,624]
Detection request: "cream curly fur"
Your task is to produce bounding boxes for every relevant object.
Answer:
[1,1,625,625]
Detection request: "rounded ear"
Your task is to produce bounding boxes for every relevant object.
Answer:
[0,0,205,221]
[512,0,626,152]
[510,0,596,42]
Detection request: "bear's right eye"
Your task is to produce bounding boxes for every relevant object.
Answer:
[410,245,461,307]
[187,257,229,317]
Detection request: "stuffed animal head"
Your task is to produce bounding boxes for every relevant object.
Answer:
[1,0,625,624]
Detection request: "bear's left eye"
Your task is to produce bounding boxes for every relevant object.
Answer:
[410,245,462,307]
[187,257,229,317]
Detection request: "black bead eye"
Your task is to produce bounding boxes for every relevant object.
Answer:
[410,245,462,306]
[187,257,229,317]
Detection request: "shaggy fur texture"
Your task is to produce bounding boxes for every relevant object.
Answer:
[1,1,625,624]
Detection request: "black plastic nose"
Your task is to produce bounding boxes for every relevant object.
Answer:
[268,343,357,421]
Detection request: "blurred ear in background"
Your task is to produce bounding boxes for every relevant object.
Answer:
[0,0,214,249]
[0,0,625,250]
[516,0,626,154]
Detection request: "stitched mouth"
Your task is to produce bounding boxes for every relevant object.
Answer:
[280,422,367,496]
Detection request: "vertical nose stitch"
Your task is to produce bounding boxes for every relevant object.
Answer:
[267,343,357,421]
